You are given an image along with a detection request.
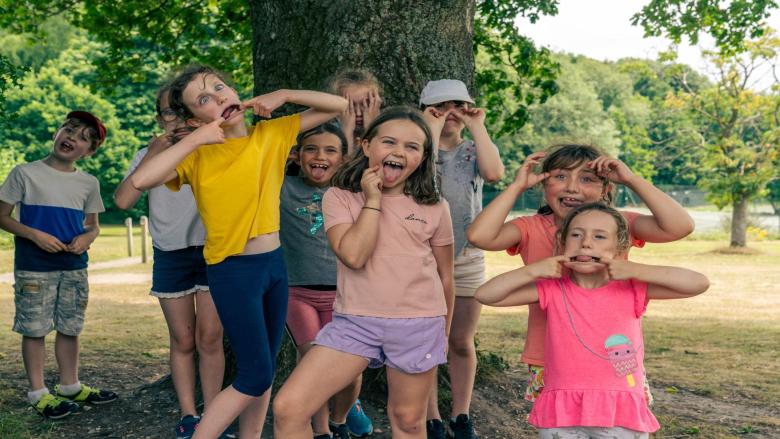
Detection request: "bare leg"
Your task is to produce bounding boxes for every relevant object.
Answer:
[194,290,224,411]
[22,336,46,390]
[274,346,368,439]
[387,366,437,439]
[238,388,271,438]
[331,374,361,425]
[194,385,258,439]
[448,297,482,417]
[426,369,442,421]
[159,295,198,417]
[296,343,331,434]
[54,332,79,386]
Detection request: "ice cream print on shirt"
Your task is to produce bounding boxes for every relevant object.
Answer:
[605,334,639,387]
[296,192,324,235]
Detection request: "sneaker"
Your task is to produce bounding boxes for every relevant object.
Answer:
[449,414,478,439]
[345,399,373,437]
[176,415,200,439]
[426,419,448,439]
[55,383,118,405]
[329,421,353,439]
[31,393,80,419]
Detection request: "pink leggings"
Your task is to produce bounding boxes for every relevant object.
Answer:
[285,286,336,346]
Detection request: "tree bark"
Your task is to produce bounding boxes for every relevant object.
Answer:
[249,0,476,105]
[730,196,748,247]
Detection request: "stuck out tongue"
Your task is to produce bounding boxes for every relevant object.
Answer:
[383,164,403,184]
[310,167,326,180]
[574,255,598,262]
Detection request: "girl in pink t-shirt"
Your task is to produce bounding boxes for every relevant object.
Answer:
[274,106,456,439]
[476,203,709,438]
[468,144,694,401]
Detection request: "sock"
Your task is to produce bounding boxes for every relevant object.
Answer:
[57,381,82,396]
[27,387,49,404]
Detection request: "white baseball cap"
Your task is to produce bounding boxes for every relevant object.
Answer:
[419,79,475,106]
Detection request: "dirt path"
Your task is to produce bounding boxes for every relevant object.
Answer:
[0,257,150,285]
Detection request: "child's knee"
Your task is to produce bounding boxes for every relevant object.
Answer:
[170,330,196,354]
[389,405,425,434]
[448,335,475,357]
[195,325,223,354]
[272,388,307,424]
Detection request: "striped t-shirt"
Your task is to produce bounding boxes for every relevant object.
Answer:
[0,160,104,271]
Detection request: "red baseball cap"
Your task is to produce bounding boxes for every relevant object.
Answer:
[67,110,107,147]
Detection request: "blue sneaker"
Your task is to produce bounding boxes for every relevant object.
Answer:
[345,399,373,437]
[175,415,200,439]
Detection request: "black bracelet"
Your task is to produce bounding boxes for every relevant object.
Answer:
[362,206,381,212]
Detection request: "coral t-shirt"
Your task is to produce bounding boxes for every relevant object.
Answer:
[322,187,454,318]
[506,212,645,366]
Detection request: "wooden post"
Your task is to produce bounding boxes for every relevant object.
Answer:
[140,216,149,264]
[124,217,134,257]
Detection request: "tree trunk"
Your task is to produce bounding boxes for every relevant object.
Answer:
[249,0,476,105]
[730,196,748,247]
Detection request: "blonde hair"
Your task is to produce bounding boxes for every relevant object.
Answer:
[327,68,383,96]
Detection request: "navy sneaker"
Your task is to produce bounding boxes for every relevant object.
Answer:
[55,383,118,405]
[345,399,373,437]
[330,421,353,439]
[426,419,448,439]
[450,414,478,439]
[175,415,200,439]
[31,393,80,420]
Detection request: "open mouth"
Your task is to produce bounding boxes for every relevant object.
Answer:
[308,162,329,180]
[382,159,404,184]
[560,197,583,208]
[60,141,74,153]
[570,255,601,263]
[221,104,241,120]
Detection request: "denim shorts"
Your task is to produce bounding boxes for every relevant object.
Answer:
[151,246,209,298]
[13,269,89,337]
[314,312,447,374]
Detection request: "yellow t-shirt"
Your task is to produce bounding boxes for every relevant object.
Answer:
[166,114,300,264]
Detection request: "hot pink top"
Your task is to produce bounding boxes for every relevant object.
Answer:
[528,277,659,432]
[322,187,454,318]
[506,212,645,365]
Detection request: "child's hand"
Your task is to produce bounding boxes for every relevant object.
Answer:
[362,89,382,128]
[339,96,357,138]
[361,165,383,202]
[588,157,636,185]
[457,107,486,129]
[67,234,92,255]
[31,230,67,253]
[241,90,287,118]
[528,255,567,279]
[148,133,173,155]
[191,117,226,145]
[422,107,449,136]
[602,257,639,280]
[513,152,550,190]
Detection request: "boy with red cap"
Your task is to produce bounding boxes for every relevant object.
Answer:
[0,110,118,419]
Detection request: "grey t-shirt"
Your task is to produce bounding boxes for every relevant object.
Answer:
[437,139,484,255]
[124,148,206,251]
[280,175,337,286]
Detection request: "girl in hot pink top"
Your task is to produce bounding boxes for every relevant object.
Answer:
[468,144,695,402]
[274,106,456,439]
[476,203,709,438]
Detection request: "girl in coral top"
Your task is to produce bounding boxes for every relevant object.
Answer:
[476,203,708,438]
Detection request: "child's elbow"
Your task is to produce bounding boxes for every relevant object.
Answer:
[482,167,505,184]
[474,287,492,305]
[693,274,710,295]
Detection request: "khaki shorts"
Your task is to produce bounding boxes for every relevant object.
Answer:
[454,246,486,297]
[13,269,89,337]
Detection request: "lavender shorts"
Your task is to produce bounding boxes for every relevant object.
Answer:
[314,312,447,374]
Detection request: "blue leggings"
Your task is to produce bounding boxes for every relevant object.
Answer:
[206,248,288,396]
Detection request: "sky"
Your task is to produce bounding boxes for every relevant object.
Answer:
[514,0,780,86]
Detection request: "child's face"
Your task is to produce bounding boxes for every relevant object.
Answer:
[543,161,607,220]
[51,121,96,162]
[296,132,344,187]
[340,84,379,128]
[361,119,426,195]
[157,92,191,141]
[431,100,468,135]
[563,210,619,274]
[182,73,243,128]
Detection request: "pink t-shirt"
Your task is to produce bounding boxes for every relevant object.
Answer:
[322,187,454,318]
[528,277,659,432]
[506,212,645,366]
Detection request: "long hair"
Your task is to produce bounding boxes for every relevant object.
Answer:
[330,106,440,205]
[286,122,349,176]
[168,64,233,121]
[327,68,383,97]
[537,143,614,215]
[557,202,631,254]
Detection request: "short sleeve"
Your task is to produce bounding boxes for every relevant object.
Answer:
[84,176,105,214]
[430,200,454,247]
[256,113,301,157]
[322,187,355,231]
[164,150,197,192]
[505,216,529,256]
[122,148,148,180]
[620,210,647,249]
[0,165,24,205]
[629,278,649,318]
[535,278,556,311]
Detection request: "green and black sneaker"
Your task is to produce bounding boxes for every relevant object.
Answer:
[32,393,80,419]
[55,384,118,405]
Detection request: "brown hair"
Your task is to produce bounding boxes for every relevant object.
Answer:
[327,68,383,96]
[330,106,440,205]
[538,143,614,215]
[557,202,631,254]
[59,119,100,151]
[168,64,233,121]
